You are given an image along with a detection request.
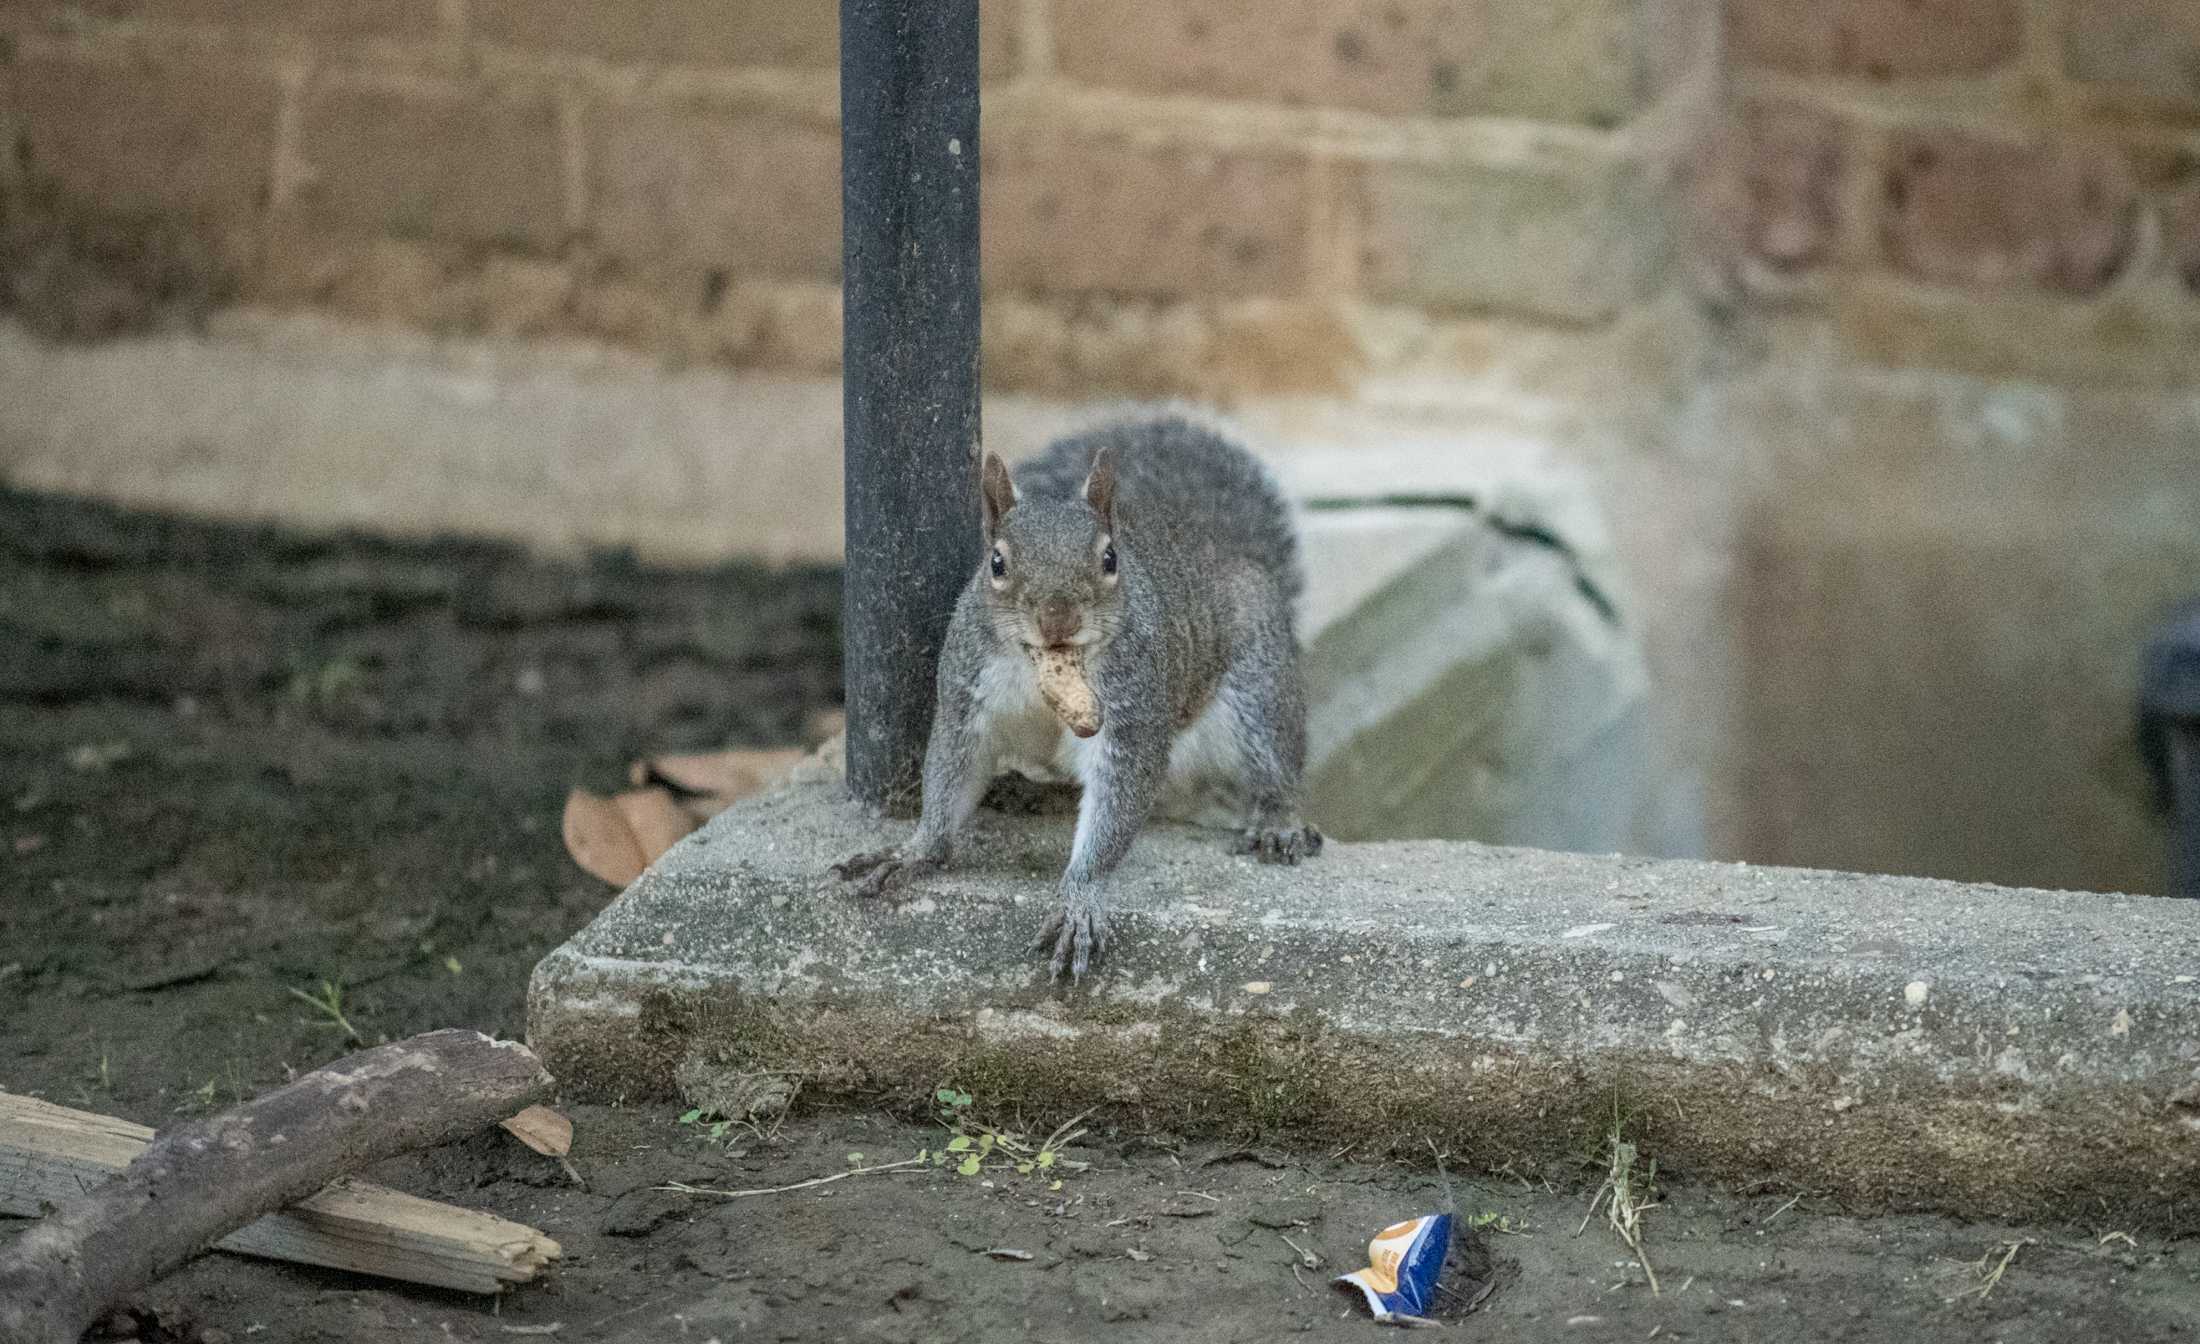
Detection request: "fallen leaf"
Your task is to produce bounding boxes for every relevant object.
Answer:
[614,787,699,863]
[501,1105,574,1157]
[569,743,814,884]
[630,749,809,824]
[561,788,647,887]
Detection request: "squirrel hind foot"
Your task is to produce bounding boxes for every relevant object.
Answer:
[832,849,938,900]
[829,849,895,881]
[1236,826,1324,866]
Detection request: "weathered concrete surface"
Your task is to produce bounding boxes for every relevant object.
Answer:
[1298,505,1659,855]
[530,777,2200,1231]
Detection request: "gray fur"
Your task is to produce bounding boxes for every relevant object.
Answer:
[832,412,1322,980]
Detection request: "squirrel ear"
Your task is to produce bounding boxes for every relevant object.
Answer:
[981,452,1018,531]
[1082,446,1117,526]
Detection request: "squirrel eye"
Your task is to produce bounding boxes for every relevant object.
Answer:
[989,548,1007,579]
[1101,544,1117,576]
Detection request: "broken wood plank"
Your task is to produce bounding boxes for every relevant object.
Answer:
[0,1032,559,1343]
[0,1090,559,1295]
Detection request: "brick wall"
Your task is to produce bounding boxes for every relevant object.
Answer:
[9,2,2186,388]
[0,0,1708,397]
[1703,0,2200,359]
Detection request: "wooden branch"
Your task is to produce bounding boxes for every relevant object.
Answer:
[0,1093,560,1295]
[0,1030,555,1344]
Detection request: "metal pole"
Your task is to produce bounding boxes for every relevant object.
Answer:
[2140,599,2200,898]
[840,0,982,813]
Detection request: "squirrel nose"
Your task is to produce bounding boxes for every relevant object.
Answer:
[1036,602,1081,646]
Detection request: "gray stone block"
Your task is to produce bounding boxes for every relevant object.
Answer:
[528,778,2200,1231]
[1297,505,1656,854]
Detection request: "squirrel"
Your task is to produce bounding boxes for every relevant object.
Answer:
[831,411,1324,981]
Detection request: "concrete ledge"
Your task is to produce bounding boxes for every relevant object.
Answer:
[529,779,2200,1231]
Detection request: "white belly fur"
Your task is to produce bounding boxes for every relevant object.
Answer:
[971,651,1243,820]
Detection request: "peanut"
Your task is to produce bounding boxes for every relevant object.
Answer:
[1030,646,1102,738]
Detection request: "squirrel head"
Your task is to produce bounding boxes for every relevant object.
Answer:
[978,447,1123,653]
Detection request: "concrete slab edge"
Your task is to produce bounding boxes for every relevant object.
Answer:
[528,780,2200,1232]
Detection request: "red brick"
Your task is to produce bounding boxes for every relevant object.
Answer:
[2065,0,2200,106]
[982,125,1309,297]
[472,0,1017,79]
[295,80,567,249]
[1879,131,2137,296]
[12,51,279,218]
[2169,183,2200,294]
[1701,100,1849,273]
[59,0,440,39]
[1724,0,2021,79]
[588,105,841,278]
[1050,0,1641,126]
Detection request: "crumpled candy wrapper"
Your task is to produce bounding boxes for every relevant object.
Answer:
[1336,1212,1452,1325]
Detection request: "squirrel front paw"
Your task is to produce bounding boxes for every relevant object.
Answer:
[829,848,940,900]
[1032,882,1109,983]
[1235,825,1324,865]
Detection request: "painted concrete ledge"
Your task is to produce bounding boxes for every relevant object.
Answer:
[528,778,2200,1231]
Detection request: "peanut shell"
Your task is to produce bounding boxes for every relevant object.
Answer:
[1031,646,1102,738]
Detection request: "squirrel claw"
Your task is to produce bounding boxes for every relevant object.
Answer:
[1237,826,1324,866]
[830,849,936,901]
[831,849,893,881]
[1033,902,1107,983]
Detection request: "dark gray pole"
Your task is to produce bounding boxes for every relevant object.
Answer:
[2140,600,2200,898]
[840,0,982,813]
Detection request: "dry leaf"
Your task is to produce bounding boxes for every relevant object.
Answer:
[568,746,810,886]
[561,788,647,887]
[614,787,699,863]
[501,1105,574,1157]
[628,748,808,824]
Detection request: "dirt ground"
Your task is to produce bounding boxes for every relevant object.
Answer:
[4,485,2198,1342]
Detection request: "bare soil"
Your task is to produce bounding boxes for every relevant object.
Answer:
[3,486,2196,1342]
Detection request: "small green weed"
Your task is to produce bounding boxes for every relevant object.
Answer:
[287,978,363,1046]
[678,1107,743,1146]
[924,1086,1090,1190]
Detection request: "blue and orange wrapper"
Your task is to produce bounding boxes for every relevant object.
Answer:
[1335,1212,1452,1324]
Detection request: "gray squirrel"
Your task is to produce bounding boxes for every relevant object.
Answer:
[831,411,1324,980]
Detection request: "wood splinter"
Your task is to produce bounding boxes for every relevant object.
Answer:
[0,1029,557,1344]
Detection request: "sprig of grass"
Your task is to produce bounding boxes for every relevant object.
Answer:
[287,979,362,1046]
[928,1087,1091,1188]
[1578,1104,1661,1295]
